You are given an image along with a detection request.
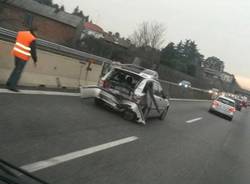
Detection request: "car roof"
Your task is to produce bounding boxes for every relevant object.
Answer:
[112,67,142,76]
[181,80,191,83]
[113,67,158,81]
[142,69,158,74]
[217,96,235,103]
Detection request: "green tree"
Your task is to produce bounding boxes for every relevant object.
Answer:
[160,42,176,66]
[114,32,120,38]
[160,40,203,76]
[59,5,65,11]
[33,0,53,6]
[52,3,59,10]
[72,6,85,18]
[73,6,80,14]
[33,0,63,12]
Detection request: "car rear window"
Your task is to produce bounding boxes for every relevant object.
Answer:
[107,68,143,92]
[217,97,235,107]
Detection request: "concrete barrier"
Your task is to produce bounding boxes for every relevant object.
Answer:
[0,40,102,88]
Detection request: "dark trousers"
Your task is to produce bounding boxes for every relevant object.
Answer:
[6,57,27,89]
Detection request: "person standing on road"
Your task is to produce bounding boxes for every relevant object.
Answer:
[6,28,38,92]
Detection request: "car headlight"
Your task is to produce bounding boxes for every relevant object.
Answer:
[179,83,182,86]
[184,85,188,88]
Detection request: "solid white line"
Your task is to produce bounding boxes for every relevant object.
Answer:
[0,88,79,97]
[186,117,203,123]
[21,136,138,173]
[170,98,211,102]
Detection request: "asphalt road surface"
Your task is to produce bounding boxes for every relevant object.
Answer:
[0,91,250,184]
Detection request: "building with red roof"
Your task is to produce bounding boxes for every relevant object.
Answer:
[82,22,104,39]
[81,21,131,48]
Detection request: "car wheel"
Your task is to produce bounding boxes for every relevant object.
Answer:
[122,109,136,122]
[228,116,233,121]
[159,107,169,120]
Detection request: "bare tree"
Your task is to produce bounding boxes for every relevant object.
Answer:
[131,21,165,49]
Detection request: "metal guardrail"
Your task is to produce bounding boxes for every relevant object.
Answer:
[0,27,112,65]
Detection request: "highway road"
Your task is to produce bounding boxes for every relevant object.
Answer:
[0,90,250,184]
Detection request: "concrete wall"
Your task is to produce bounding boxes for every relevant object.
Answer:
[157,64,212,89]
[0,40,102,88]
[157,64,235,92]
[160,80,211,100]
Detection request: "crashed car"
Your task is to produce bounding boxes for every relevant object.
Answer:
[80,66,170,124]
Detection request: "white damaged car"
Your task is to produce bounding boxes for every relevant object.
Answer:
[80,66,170,124]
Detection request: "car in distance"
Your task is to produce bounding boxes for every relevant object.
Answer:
[241,96,248,108]
[80,66,170,124]
[234,98,243,111]
[208,88,219,99]
[178,80,191,88]
[209,96,236,121]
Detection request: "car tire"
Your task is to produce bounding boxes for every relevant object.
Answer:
[159,107,169,120]
[228,116,233,121]
[122,109,136,122]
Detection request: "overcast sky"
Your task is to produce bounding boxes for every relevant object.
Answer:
[55,0,250,89]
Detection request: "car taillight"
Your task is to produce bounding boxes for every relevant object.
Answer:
[99,80,104,87]
[229,107,236,112]
[212,100,219,107]
[99,80,110,88]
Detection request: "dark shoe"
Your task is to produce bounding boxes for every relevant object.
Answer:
[7,87,19,92]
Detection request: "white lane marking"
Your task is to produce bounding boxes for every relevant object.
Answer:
[170,98,211,102]
[21,136,138,173]
[0,88,79,97]
[186,117,203,123]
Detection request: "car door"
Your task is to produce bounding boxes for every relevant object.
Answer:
[157,84,169,111]
[149,81,164,117]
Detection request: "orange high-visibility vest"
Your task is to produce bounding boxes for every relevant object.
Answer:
[11,31,36,61]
